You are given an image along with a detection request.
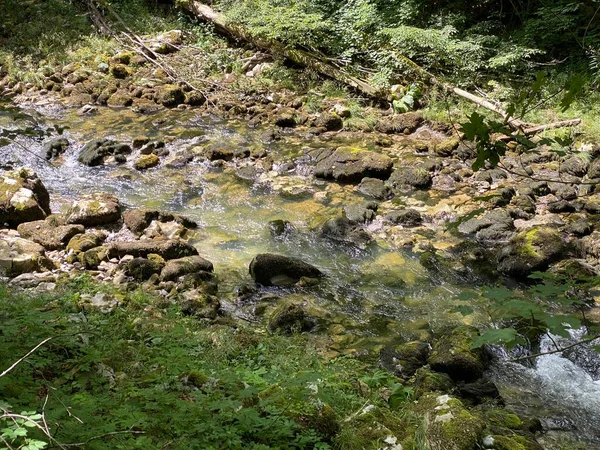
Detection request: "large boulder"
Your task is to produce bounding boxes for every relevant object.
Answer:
[0,168,51,227]
[313,146,393,183]
[105,239,198,260]
[78,138,132,166]
[17,220,84,250]
[427,327,487,382]
[0,235,49,276]
[65,193,122,226]
[497,226,569,277]
[161,255,214,281]
[249,253,323,286]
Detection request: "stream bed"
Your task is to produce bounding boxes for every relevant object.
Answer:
[2,100,600,448]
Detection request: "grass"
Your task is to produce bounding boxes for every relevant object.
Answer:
[0,278,414,450]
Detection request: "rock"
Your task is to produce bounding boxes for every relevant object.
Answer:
[79,246,108,269]
[161,255,214,281]
[314,147,393,183]
[43,137,69,160]
[565,218,593,236]
[457,210,513,235]
[78,138,132,166]
[456,378,500,405]
[204,144,234,161]
[249,253,323,286]
[185,91,206,106]
[313,113,343,131]
[268,219,293,237]
[107,91,133,107]
[134,154,160,170]
[105,239,198,260]
[412,368,454,398]
[559,155,590,177]
[109,63,131,79]
[344,202,378,224]
[434,138,460,157]
[122,257,164,281]
[123,209,197,234]
[17,220,84,250]
[157,84,185,107]
[384,209,423,227]
[376,112,423,134]
[65,193,121,226]
[144,220,189,240]
[549,258,599,279]
[387,166,432,190]
[0,168,51,227]
[379,341,430,378]
[588,159,600,179]
[179,291,220,319]
[427,327,486,382]
[267,302,315,334]
[67,232,105,254]
[132,136,150,149]
[150,30,182,54]
[413,394,485,450]
[497,226,569,277]
[581,231,600,258]
[274,110,297,128]
[357,177,391,200]
[321,216,373,247]
[0,235,49,276]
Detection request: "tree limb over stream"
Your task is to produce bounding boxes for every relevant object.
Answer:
[180,1,581,137]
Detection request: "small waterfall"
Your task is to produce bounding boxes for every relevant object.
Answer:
[490,329,600,444]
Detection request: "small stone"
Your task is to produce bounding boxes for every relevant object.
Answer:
[134,154,160,170]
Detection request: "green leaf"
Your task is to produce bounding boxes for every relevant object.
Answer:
[471,328,523,349]
[450,305,475,316]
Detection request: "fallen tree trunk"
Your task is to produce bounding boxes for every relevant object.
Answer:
[179,2,582,136]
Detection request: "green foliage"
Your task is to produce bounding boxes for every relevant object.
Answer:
[0,404,47,450]
[0,281,409,449]
[452,272,600,352]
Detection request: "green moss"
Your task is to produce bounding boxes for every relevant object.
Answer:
[491,435,527,450]
[134,154,160,170]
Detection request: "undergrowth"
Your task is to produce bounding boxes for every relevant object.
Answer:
[0,278,411,449]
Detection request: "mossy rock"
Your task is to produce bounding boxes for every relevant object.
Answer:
[267,302,315,334]
[134,154,160,170]
[427,326,486,382]
[413,394,485,450]
[412,367,454,398]
[497,226,569,278]
[379,341,430,378]
[434,138,460,157]
[79,246,108,269]
[122,257,164,281]
[109,63,131,79]
[107,91,133,107]
[67,233,104,254]
[157,84,185,107]
[179,292,220,319]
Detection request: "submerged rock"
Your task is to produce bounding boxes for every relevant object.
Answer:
[17,220,84,250]
[123,209,197,234]
[313,146,393,183]
[78,138,132,166]
[0,168,51,227]
[249,253,323,286]
[384,209,423,227]
[321,216,373,247]
[65,193,122,226]
[43,137,69,160]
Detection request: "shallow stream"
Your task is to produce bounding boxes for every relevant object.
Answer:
[2,101,600,448]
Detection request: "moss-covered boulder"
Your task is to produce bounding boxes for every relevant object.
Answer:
[412,394,485,450]
[109,63,131,79]
[313,146,394,183]
[134,154,160,170]
[412,367,455,398]
[157,84,185,107]
[66,232,105,255]
[149,30,182,54]
[17,220,84,251]
[79,245,108,269]
[427,326,487,382]
[249,253,323,286]
[0,168,51,227]
[43,137,70,160]
[379,341,430,378]
[387,165,433,190]
[65,193,122,227]
[123,209,197,234]
[267,302,315,334]
[179,291,220,319]
[497,226,569,278]
[78,138,132,166]
[161,255,214,281]
[122,257,165,281]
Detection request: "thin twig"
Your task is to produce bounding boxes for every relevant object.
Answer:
[510,334,600,362]
[0,337,52,378]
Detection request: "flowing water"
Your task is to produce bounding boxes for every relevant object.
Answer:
[2,100,600,448]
